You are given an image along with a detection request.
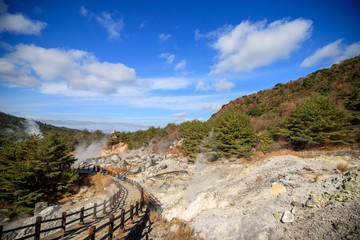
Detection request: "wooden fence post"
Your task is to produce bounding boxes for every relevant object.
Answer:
[61,212,66,232]
[79,207,85,225]
[135,201,139,217]
[88,225,96,240]
[93,203,97,219]
[108,214,114,239]
[103,200,107,214]
[119,209,125,234]
[0,225,3,239]
[139,189,144,214]
[34,216,41,240]
[129,205,134,224]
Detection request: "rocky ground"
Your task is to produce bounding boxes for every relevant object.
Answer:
[77,145,360,240]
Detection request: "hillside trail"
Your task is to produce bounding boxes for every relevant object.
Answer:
[43,178,140,240]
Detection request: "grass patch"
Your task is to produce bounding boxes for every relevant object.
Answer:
[336,163,351,172]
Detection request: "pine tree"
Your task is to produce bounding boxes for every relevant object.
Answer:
[0,132,78,214]
[179,120,209,161]
[275,95,354,149]
[211,108,256,158]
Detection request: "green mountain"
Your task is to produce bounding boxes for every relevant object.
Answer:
[213,55,360,132]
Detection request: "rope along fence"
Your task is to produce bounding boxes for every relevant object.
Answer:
[0,165,149,240]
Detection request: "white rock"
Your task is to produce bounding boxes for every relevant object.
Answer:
[281,211,294,223]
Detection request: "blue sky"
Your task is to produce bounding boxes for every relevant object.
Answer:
[0,0,359,132]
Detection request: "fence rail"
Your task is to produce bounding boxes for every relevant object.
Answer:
[0,164,149,240]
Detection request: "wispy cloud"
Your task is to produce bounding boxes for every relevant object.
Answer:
[301,39,360,67]
[96,12,124,40]
[79,5,88,17]
[201,104,222,113]
[79,5,123,40]
[139,22,145,29]
[31,117,149,132]
[159,52,175,64]
[171,112,187,118]
[209,18,312,74]
[196,80,211,91]
[158,33,171,42]
[140,77,190,90]
[174,59,186,71]
[213,78,234,92]
[0,0,47,35]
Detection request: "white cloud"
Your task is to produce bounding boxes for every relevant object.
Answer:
[213,78,234,92]
[139,22,145,29]
[140,77,190,90]
[159,53,175,64]
[201,104,221,113]
[126,92,241,112]
[171,112,187,118]
[196,80,211,91]
[79,5,88,16]
[210,18,312,74]
[301,39,360,67]
[159,33,171,42]
[174,59,186,71]
[0,44,136,95]
[0,13,47,35]
[96,12,124,40]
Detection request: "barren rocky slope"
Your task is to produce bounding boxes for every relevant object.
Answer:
[70,145,360,239]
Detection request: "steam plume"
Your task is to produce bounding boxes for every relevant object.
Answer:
[23,118,43,137]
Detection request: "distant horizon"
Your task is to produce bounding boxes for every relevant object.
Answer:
[0,0,359,132]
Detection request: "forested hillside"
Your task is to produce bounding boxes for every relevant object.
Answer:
[0,112,105,150]
[110,56,359,161]
[214,55,360,131]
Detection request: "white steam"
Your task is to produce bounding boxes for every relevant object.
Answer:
[74,137,108,166]
[23,118,42,137]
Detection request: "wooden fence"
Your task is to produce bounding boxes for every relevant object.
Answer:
[0,165,148,240]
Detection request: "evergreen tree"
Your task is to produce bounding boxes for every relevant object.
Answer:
[179,120,209,161]
[211,108,256,158]
[275,95,354,149]
[0,132,79,215]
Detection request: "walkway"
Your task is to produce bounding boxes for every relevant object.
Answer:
[42,178,140,240]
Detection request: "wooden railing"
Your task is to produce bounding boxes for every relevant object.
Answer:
[0,165,149,240]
